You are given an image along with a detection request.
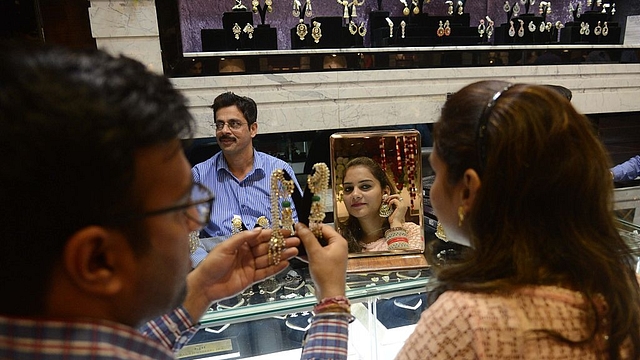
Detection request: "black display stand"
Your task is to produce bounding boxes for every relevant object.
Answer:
[253,25,278,50]
[559,11,621,45]
[291,17,348,49]
[371,12,478,47]
[369,11,390,47]
[202,29,228,51]
[494,15,552,45]
[290,24,312,49]
[202,11,277,51]
[222,11,253,32]
[342,26,364,48]
[310,16,343,48]
[222,11,253,51]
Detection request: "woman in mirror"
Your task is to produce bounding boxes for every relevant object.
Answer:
[339,156,423,252]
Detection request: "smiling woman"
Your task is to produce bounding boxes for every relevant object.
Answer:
[330,130,424,258]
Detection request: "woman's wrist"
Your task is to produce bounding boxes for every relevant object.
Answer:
[390,220,403,228]
[315,284,346,302]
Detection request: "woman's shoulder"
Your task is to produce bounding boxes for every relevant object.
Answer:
[428,285,589,326]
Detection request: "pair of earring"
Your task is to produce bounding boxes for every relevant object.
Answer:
[437,21,451,37]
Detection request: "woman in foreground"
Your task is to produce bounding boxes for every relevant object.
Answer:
[395,80,640,359]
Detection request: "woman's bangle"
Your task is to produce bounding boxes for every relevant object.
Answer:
[385,227,409,249]
[387,236,409,246]
[385,227,408,240]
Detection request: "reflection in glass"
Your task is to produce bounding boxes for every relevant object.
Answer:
[331,130,424,256]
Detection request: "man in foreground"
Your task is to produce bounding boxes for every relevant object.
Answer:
[0,44,349,359]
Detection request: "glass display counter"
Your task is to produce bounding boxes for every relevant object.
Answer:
[179,261,431,359]
[180,219,640,359]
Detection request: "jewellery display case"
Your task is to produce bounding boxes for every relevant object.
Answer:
[179,261,433,359]
[178,218,640,359]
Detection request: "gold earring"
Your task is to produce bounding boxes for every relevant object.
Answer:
[435,222,448,242]
[232,215,243,234]
[458,206,465,227]
[379,194,392,218]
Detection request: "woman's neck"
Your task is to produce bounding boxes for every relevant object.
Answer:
[359,216,387,244]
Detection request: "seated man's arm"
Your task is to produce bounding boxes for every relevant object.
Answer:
[612,155,640,182]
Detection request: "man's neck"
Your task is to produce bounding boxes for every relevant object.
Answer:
[224,148,255,181]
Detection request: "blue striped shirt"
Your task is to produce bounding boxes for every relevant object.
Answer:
[192,149,301,239]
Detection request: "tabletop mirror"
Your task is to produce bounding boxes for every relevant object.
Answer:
[330,130,426,271]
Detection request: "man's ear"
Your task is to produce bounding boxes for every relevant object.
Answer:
[250,122,258,138]
[460,168,482,213]
[62,226,125,296]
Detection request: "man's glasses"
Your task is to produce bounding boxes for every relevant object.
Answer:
[140,182,214,227]
[215,120,246,131]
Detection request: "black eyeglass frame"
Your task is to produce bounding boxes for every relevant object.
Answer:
[134,182,214,227]
[214,120,248,131]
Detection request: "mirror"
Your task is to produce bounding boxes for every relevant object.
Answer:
[330,130,425,267]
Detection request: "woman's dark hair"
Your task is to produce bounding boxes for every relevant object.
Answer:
[431,80,640,359]
[339,157,397,252]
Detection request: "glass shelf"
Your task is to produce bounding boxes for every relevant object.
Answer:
[172,44,640,77]
[199,265,431,328]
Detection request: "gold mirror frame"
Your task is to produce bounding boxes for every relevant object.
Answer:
[330,130,427,272]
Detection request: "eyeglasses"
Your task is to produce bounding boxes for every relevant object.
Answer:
[215,120,246,131]
[140,182,214,227]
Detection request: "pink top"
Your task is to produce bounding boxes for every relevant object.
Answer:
[361,222,423,252]
[396,285,632,359]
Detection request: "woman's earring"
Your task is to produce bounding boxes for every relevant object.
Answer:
[379,194,392,218]
[435,222,448,242]
[458,206,465,227]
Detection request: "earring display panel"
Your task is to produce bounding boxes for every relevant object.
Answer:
[330,130,427,271]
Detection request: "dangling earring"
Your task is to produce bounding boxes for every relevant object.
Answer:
[305,0,313,17]
[458,206,465,227]
[293,0,300,17]
[379,194,392,218]
[435,222,448,242]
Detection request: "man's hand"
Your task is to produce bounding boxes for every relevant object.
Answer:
[296,223,348,301]
[183,227,299,321]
